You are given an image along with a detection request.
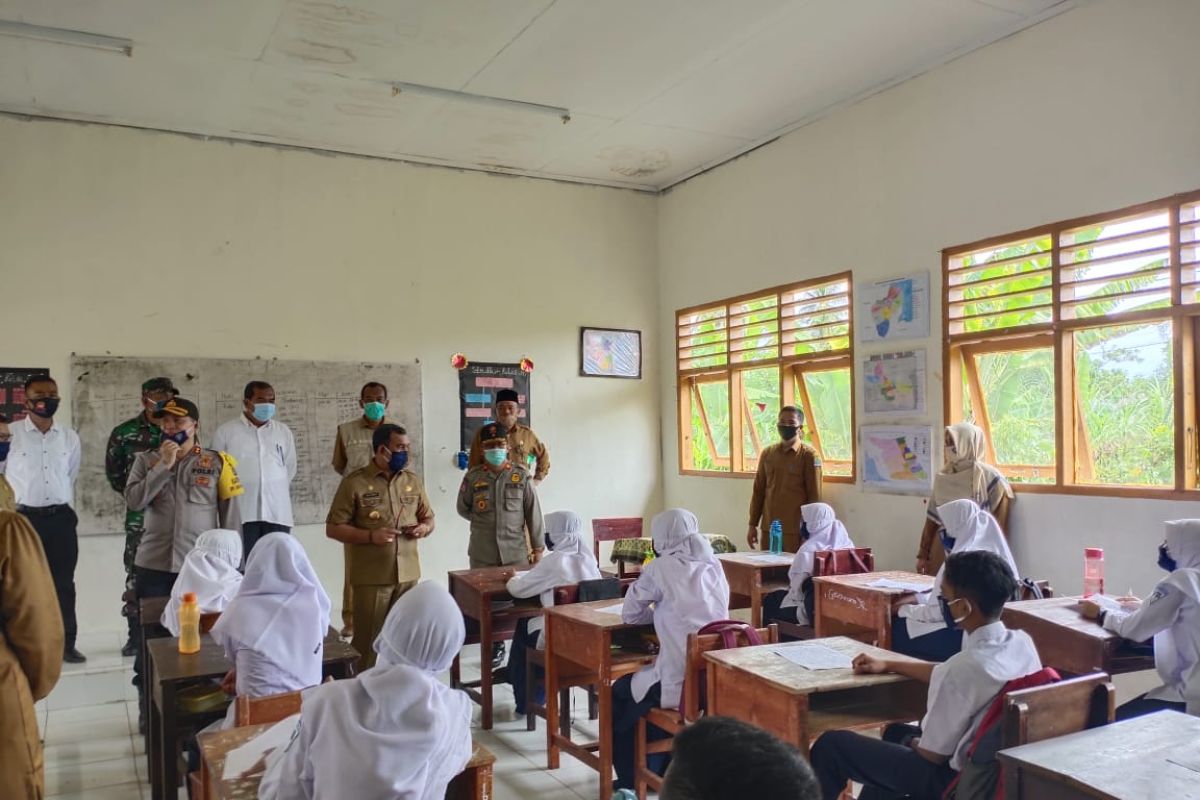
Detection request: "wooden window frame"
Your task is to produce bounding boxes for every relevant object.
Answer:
[943,189,1200,500]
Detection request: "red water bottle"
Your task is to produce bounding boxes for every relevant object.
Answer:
[1083,547,1104,597]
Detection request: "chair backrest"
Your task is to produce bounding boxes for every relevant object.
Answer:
[1018,579,1054,600]
[199,612,221,634]
[812,548,874,578]
[234,689,304,726]
[579,577,623,602]
[681,623,779,723]
[592,517,644,565]
[1002,672,1114,749]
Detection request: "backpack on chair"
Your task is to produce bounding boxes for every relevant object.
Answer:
[690,620,765,716]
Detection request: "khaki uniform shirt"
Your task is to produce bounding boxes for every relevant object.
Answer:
[0,476,13,513]
[748,440,823,552]
[326,464,431,586]
[467,423,550,481]
[125,447,244,573]
[332,416,402,476]
[456,463,544,566]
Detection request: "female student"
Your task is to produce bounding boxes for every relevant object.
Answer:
[893,498,1019,662]
[160,528,242,636]
[611,508,731,792]
[916,422,1013,575]
[1081,519,1200,719]
[209,532,330,728]
[762,502,854,628]
[503,510,602,715]
[258,581,473,800]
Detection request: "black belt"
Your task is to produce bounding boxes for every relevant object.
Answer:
[16,504,70,516]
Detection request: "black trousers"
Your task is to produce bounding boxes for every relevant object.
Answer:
[811,723,957,800]
[1116,694,1186,720]
[611,675,669,791]
[132,566,178,694]
[22,505,79,646]
[890,617,964,662]
[242,521,292,559]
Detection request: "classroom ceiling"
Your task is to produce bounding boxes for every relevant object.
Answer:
[0,0,1075,191]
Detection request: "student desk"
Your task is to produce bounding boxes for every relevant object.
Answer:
[998,710,1200,799]
[448,565,545,730]
[198,724,497,800]
[703,635,929,751]
[812,571,934,648]
[147,631,358,800]
[543,599,655,800]
[1001,597,1157,676]
[717,551,793,627]
[139,596,171,739]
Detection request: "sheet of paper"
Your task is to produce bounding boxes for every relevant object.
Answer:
[868,578,931,593]
[774,644,854,670]
[1069,594,1125,613]
[748,554,793,565]
[596,603,625,616]
[222,713,301,780]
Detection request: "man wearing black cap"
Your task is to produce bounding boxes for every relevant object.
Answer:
[105,376,177,657]
[467,389,550,484]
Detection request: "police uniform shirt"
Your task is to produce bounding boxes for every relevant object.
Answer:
[456,462,544,567]
[326,464,432,586]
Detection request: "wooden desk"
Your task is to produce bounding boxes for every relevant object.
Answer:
[544,599,655,800]
[813,571,933,648]
[1002,598,1157,676]
[139,595,171,743]
[998,710,1200,799]
[147,630,358,800]
[704,635,928,752]
[448,566,544,730]
[717,552,792,627]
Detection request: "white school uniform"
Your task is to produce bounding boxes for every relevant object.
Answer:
[506,510,602,647]
[900,499,1020,639]
[920,620,1042,770]
[1103,520,1200,715]
[780,503,854,623]
[258,582,473,800]
[160,529,243,636]
[623,509,730,709]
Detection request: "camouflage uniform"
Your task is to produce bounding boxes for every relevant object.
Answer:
[105,414,162,639]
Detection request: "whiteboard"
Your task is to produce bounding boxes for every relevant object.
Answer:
[70,355,422,535]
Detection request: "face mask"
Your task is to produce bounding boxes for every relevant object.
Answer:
[778,425,799,441]
[544,531,556,551]
[387,450,408,473]
[799,522,810,542]
[0,441,9,461]
[363,401,386,422]
[939,596,971,629]
[484,448,507,467]
[164,429,191,446]
[939,530,957,553]
[29,398,60,418]
[1158,543,1177,573]
[251,403,276,422]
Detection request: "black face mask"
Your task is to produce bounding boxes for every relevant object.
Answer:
[1158,543,1178,572]
[939,596,970,629]
[778,425,799,441]
[29,397,60,418]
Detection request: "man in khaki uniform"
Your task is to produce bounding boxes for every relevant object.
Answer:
[0,509,64,799]
[331,381,402,637]
[458,423,546,569]
[327,423,433,670]
[467,389,549,483]
[747,405,823,553]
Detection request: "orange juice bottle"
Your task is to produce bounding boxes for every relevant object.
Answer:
[178,592,201,654]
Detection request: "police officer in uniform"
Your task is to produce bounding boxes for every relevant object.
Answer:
[105,376,176,657]
[467,389,549,484]
[326,423,433,670]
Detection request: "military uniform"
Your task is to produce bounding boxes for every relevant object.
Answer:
[457,461,545,568]
[748,439,823,553]
[105,412,163,640]
[467,422,550,481]
[326,464,432,669]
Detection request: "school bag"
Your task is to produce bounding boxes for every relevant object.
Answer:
[690,620,766,715]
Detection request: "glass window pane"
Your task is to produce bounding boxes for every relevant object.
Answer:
[689,379,730,471]
[971,349,1056,484]
[738,367,780,467]
[1074,321,1174,487]
[800,368,853,477]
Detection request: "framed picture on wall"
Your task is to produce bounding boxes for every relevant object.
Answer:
[580,327,642,379]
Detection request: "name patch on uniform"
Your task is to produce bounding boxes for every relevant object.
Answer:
[362,491,382,507]
[194,476,211,487]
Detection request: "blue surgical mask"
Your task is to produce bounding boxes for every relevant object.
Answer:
[363,401,386,422]
[939,596,970,629]
[484,448,507,467]
[1158,543,1177,573]
[0,441,9,461]
[939,529,957,553]
[387,450,408,473]
[252,403,276,422]
[164,429,190,445]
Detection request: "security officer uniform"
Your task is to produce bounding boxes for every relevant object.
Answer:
[457,423,545,568]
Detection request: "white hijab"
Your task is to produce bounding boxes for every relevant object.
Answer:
[652,508,717,563]
[931,422,1013,513]
[782,503,854,610]
[161,529,243,636]
[210,533,331,689]
[507,511,602,642]
[1152,520,1200,713]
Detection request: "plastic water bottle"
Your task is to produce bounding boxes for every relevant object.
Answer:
[178,592,201,654]
[769,520,783,554]
[1083,547,1105,597]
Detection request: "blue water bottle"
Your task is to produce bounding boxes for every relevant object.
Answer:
[769,520,783,554]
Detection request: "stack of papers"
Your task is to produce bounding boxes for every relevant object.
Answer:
[867,578,931,593]
[774,644,854,670]
[596,603,625,616]
[222,713,301,779]
[748,554,794,565]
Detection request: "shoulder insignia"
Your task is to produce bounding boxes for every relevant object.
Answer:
[511,473,522,483]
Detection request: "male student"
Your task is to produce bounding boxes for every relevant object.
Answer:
[467,388,550,484]
[810,550,1042,800]
[747,406,821,553]
[212,381,297,555]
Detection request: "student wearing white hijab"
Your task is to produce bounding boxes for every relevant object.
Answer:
[501,510,602,714]
[611,509,731,792]
[258,581,473,800]
[917,422,1013,576]
[1081,519,1200,719]
[209,532,331,728]
[893,499,1020,662]
[160,529,243,636]
[763,503,854,629]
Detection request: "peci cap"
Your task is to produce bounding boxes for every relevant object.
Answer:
[142,377,179,395]
[157,397,200,421]
[479,422,509,444]
[495,389,519,404]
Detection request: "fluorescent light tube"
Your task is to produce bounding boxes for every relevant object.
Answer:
[391,82,570,124]
[0,20,132,56]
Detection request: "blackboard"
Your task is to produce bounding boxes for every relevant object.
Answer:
[0,366,51,421]
[458,362,530,450]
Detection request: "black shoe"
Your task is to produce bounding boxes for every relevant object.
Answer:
[121,639,137,658]
[63,647,87,664]
[491,641,506,669]
[491,666,510,684]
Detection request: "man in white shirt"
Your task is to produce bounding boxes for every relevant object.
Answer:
[212,381,296,556]
[810,550,1042,800]
[6,375,86,663]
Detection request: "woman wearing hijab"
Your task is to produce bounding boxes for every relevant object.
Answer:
[611,508,731,792]
[893,499,1020,662]
[1081,520,1200,719]
[502,510,602,715]
[917,422,1013,576]
[763,503,855,629]
[258,581,473,800]
[160,529,243,636]
[209,532,330,728]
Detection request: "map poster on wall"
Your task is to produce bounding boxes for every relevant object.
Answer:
[458,362,530,450]
[0,366,50,422]
[857,272,930,343]
[862,350,927,417]
[860,425,934,494]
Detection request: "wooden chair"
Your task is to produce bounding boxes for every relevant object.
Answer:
[592,517,644,579]
[234,689,304,726]
[773,547,874,641]
[446,741,497,800]
[633,624,779,800]
[1002,672,1114,749]
[1019,579,1055,600]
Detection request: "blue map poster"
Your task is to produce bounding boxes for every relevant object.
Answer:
[857,272,930,343]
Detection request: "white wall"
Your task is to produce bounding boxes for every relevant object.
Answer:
[0,116,662,632]
[658,0,1200,596]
